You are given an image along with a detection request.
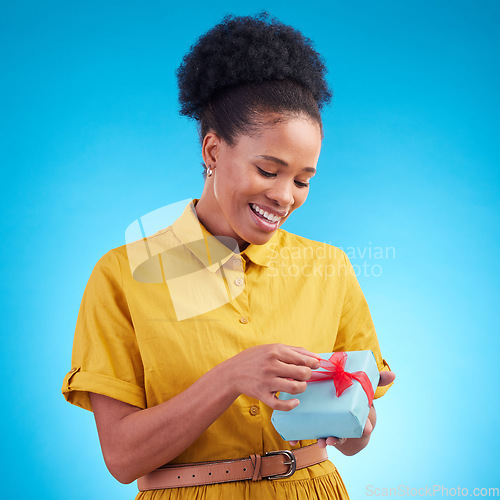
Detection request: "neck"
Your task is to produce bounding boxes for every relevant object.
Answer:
[195,183,249,251]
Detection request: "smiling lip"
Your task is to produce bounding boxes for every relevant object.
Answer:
[248,203,289,232]
[249,203,289,218]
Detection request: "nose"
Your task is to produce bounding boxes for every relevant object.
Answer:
[266,178,294,208]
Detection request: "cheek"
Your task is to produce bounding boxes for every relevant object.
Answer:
[213,170,251,210]
[294,189,310,209]
[213,169,235,201]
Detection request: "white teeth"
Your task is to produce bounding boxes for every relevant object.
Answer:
[251,204,282,223]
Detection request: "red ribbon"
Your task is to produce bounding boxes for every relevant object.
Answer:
[308,352,375,407]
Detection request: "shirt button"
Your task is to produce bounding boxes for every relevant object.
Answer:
[249,405,260,416]
[234,277,244,286]
[232,258,241,269]
[239,316,249,324]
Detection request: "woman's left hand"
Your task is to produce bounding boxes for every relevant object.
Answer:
[289,370,395,454]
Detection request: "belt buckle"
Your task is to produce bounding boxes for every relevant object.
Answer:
[264,450,297,479]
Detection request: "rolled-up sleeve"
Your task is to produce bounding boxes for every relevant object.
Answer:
[61,250,145,411]
[334,251,393,399]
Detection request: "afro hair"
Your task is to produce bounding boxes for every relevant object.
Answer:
[177,13,332,122]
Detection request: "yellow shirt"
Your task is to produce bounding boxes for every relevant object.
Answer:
[62,199,391,499]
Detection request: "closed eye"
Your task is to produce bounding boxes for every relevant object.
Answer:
[257,167,276,178]
[295,180,309,188]
[258,166,310,188]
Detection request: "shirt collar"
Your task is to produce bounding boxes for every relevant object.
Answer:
[241,232,279,268]
[172,199,278,271]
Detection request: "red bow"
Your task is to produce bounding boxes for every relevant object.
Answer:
[308,352,375,407]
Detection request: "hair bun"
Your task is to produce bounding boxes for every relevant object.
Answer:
[177,12,331,121]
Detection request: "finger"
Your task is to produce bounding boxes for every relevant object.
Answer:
[378,370,396,387]
[317,438,327,448]
[332,437,347,446]
[281,346,321,369]
[289,346,322,362]
[363,416,373,437]
[325,436,341,446]
[275,361,313,382]
[275,378,308,395]
[288,440,299,446]
[265,395,300,412]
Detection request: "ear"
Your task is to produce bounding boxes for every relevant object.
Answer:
[201,132,220,168]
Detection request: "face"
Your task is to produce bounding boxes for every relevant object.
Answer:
[196,115,322,249]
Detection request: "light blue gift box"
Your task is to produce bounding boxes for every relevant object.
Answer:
[271,351,380,440]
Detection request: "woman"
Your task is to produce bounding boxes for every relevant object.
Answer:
[62,13,394,499]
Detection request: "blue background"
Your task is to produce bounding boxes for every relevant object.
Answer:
[1,1,498,498]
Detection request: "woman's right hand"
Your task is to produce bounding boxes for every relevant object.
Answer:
[89,343,320,483]
[223,343,321,411]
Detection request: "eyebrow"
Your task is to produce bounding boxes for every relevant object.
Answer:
[255,155,316,173]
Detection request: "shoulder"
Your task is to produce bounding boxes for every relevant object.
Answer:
[92,224,178,282]
[273,228,348,265]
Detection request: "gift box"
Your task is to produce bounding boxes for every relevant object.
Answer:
[271,351,380,440]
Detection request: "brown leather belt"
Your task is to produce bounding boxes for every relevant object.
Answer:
[137,444,328,490]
